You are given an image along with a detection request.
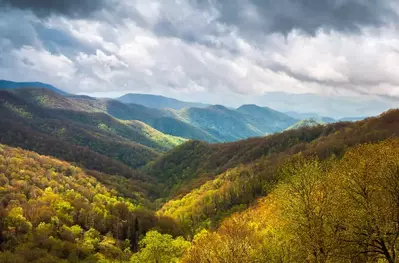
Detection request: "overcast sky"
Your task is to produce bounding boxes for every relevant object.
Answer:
[1,0,399,117]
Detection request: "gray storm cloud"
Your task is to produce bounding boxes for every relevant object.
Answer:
[196,0,396,35]
[0,0,110,17]
[1,0,399,118]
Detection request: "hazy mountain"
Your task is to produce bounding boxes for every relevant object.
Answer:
[0,89,191,175]
[163,104,297,142]
[237,104,298,133]
[284,111,336,123]
[2,80,350,143]
[0,79,68,95]
[77,97,220,142]
[255,92,393,119]
[168,105,261,141]
[339,116,367,122]
[285,118,325,131]
[75,96,299,142]
[7,86,218,142]
[117,93,209,110]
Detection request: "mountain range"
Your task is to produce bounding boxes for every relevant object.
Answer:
[0,80,302,143]
[0,79,68,95]
[117,93,210,110]
[1,79,399,262]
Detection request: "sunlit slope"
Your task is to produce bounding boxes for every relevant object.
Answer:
[183,139,399,263]
[154,110,399,231]
[0,144,182,262]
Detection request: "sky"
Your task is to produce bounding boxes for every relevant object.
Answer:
[1,0,399,118]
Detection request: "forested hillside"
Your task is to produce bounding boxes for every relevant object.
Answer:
[165,104,297,142]
[183,139,399,263]
[1,110,392,263]
[3,84,301,143]
[0,91,159,171]
[144,123,343,197]
[0,80,68,95]
[3,84,399,263]
[285,118,325,130]
[152,109,399,233]
[69,95,220,143]
[0,89,191,174]
[0,144,188,262]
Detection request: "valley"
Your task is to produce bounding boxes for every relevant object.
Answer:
[0,80,398,263]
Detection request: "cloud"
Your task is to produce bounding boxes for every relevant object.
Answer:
[205,0,397,35]
[1,0,399,118]
[0,0,111,18]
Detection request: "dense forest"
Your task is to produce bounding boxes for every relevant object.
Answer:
[183,139,399,262]
[1,86,399,262]
[0,144,188,262]
[3,117,399,262]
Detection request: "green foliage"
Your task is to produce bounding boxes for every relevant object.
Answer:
[3,87,399,263]
[130,230,190,263]
[0,90,160,176]
[167,104,297,142]
[0,89,187,176]
[3,102,32,118]
[98,123,116,134]
[0,144,183,262]
[147,123,339,199]
[285,118,325,131]
[156,109,399,233]
[183,139,399,263]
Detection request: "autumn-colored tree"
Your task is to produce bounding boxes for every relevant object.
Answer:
[130,230,190,263]
[332,141,399,262]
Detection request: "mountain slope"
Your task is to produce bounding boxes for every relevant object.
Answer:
[284,111,336,123]
[149,110,399,231]
[4,81,299,143]
[16,87,218,143]
[118,94,298,142]
[117,93,209,110]
[339,116,366,122]
[0,91,162,180]
[170,105,262,142]
[183,139,399,262]
[10,88,187,152]
[0,79,68,95]
[144,123,343,197]
[0,144,184,262]
[165,104,297,142]
[237,104,298,133]
[69,95,220,142]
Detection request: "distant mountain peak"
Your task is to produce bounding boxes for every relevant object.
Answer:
[0,79,69,95]
[207,104,228,111]
[117,93,209,110]
[285,118,325,131]
[238,104,259,108]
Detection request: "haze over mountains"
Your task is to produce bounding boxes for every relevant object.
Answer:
[0,80,306,143]
[118,93,210,110]
[0,80,379,146]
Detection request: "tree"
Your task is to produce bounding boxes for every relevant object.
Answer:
[130,230,190,263]
[333,141,399,263]
[278,157,343,263]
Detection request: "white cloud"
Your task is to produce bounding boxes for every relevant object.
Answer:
[13,46,76,80]
[1,0,399,117]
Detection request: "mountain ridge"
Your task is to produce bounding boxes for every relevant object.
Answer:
[117,93,210,110]
[0,79,69,95]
